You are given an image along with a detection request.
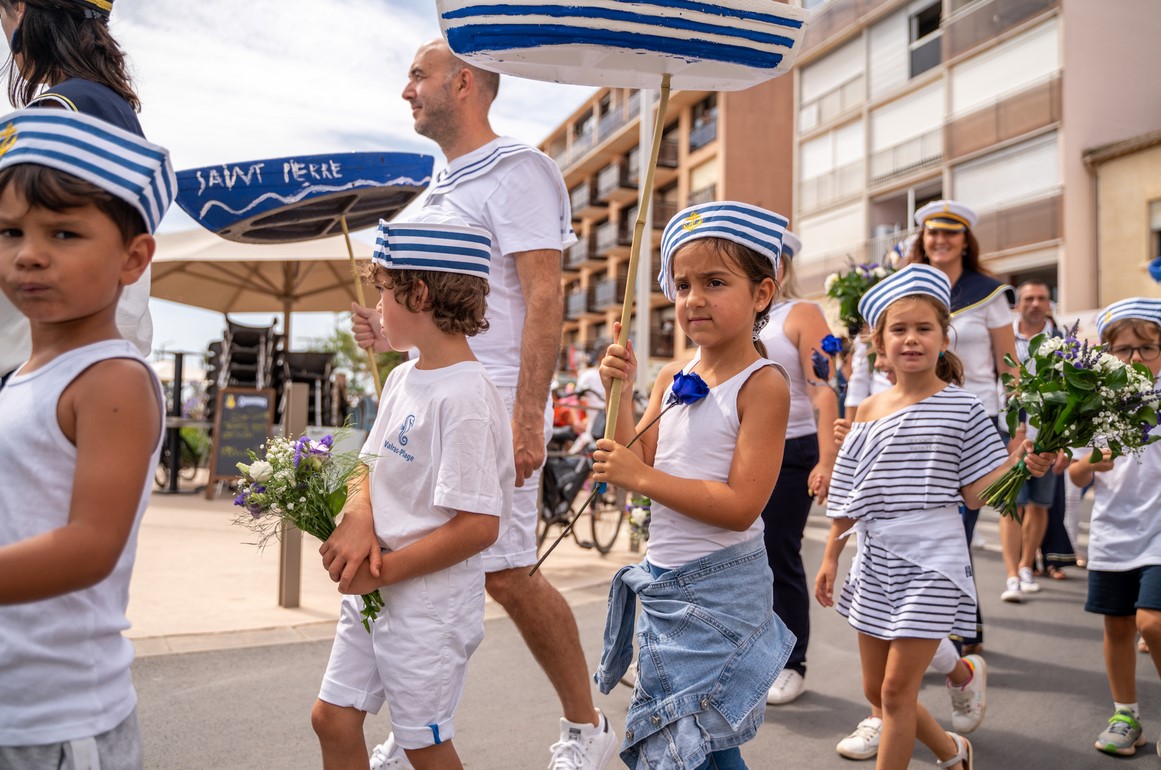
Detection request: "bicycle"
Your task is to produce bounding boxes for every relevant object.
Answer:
[536,388,627,555]
[155,425,210,490]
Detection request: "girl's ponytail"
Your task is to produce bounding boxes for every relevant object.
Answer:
[936,349,964,386]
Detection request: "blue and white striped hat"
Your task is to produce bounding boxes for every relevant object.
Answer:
[1096,297,1161,338]
[658,202,788,301]
[0,109,174,234]
[781,230,802,260]
[858,263,951,328]
[372,209,491,279]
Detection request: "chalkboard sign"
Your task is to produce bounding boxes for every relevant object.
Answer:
[207,387,276,498]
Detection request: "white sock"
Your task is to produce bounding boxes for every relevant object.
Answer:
[562,710,604,735]
[1114,701,1140,718]
[931,637,960,676]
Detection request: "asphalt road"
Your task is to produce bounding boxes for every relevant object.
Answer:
[134,510,1157,769]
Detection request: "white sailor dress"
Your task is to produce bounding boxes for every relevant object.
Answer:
[827,386,1008,640]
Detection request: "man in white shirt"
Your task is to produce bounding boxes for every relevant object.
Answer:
[1001,280,1058,602]
[350,40,616,770]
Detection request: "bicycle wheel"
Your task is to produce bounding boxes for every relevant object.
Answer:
[589,486,625,554]
[154,444,171,488]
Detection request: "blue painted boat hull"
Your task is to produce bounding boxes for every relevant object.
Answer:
[176,151,434,243]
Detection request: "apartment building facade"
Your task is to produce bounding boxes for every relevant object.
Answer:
[790,0,1161,312]
[538,76,794,375]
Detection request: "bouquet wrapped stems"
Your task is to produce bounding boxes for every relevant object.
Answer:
[235,434,384,631]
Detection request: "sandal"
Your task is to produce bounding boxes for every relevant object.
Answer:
[1139,636,1150,654]
[936,732,973,769]
[1047,565,1068,580]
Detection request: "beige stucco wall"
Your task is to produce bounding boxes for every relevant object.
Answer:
[1095,142,1161,305]
[1060,0,1161,312]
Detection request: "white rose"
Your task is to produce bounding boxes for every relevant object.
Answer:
[872,267,888,279]
[248,460,274,482]
[823,273,839,294]
[630,507,649,526]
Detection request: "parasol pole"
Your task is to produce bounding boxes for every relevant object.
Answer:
[604,73,670,442]
[529,74,672,576]
[340,214,383,397]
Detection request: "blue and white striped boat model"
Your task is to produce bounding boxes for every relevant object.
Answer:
[175,151,434,244]
[437,0,808,90]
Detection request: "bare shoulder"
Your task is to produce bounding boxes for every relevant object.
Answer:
[657,358,689,382]
[852,390,887,422]
[58,358,160,443]
[739,363,790,412]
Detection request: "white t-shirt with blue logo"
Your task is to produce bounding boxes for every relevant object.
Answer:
[361,359,514,551]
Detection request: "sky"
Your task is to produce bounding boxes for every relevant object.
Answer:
[3,0,595,360]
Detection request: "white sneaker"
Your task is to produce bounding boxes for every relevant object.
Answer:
[766,669,806,705]
[1001,576,1023,603]
[835,716,882,760]
[549,710,618,770]
[369,734,414,770]
[948,654,987,734]
[1018,567,1041,593]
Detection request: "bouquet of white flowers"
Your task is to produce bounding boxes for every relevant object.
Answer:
[234,433,384,631]
[824,261,894,336]
[981,327,1161,518]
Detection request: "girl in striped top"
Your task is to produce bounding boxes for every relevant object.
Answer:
[814,264,1055,770]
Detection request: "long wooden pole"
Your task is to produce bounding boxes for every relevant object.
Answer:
[604,73,671,442]
[340,214,383,397]
[529,75,672,576]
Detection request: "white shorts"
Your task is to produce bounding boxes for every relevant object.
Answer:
[481,386,552,573]
[318,558,486,750]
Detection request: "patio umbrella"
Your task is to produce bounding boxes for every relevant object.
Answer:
[150,227,376,341]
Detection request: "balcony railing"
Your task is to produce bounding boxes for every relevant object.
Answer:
[569,182,593,219]
[801,0,894,53]
[565,239,593,270]
[799,159,864,212]
[566,288,593,320]
[870,129,942,183]
[688,184,717,206]
[593,276,627,310]
[799,74,865,134]
[945,74,1061,161]
[943,0,1060,61]
[594,221,618,255]
[910,34,942,78]
[974,192,1062,254]
[689,120,718,152]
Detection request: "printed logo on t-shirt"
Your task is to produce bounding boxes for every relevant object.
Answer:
[382,414,416,463]
[398,414,415,446]
[964,565,973,578]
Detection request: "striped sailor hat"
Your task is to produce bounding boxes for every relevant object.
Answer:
[372,209,491,279]
[858,263,951,329]
[915,199,978,232]
[0,109,174,234]
[1096,297,1161,338]
[781,230,802,261]
[658,201,788,301]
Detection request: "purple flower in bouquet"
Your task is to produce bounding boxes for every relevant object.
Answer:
[233,430,383,631]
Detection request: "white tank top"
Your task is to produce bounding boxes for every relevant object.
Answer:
[0,340,163,746]
[647,355,781,568]
[758,300,819,439]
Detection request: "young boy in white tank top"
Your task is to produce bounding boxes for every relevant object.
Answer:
[0,110,175,769]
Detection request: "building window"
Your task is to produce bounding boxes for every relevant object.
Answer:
[690,95,718,152]
[909,2,942,78]
[1151,200,1161,260]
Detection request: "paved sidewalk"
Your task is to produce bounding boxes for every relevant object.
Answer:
[127,488,641,656]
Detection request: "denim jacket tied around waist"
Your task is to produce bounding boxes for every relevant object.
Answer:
[595,537,796,769]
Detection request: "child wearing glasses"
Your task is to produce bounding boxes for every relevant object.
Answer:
[1069,298,1161,758]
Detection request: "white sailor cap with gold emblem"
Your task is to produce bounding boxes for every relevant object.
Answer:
[914,199,978,233]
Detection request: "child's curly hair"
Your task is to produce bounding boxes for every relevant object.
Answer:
[362,262,490,337]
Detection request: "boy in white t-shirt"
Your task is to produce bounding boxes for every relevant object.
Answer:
[1070,298,1161,758]
[312,211,514,770]
[0,110,174,768]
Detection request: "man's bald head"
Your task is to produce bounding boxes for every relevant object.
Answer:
[415,39,500,106]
